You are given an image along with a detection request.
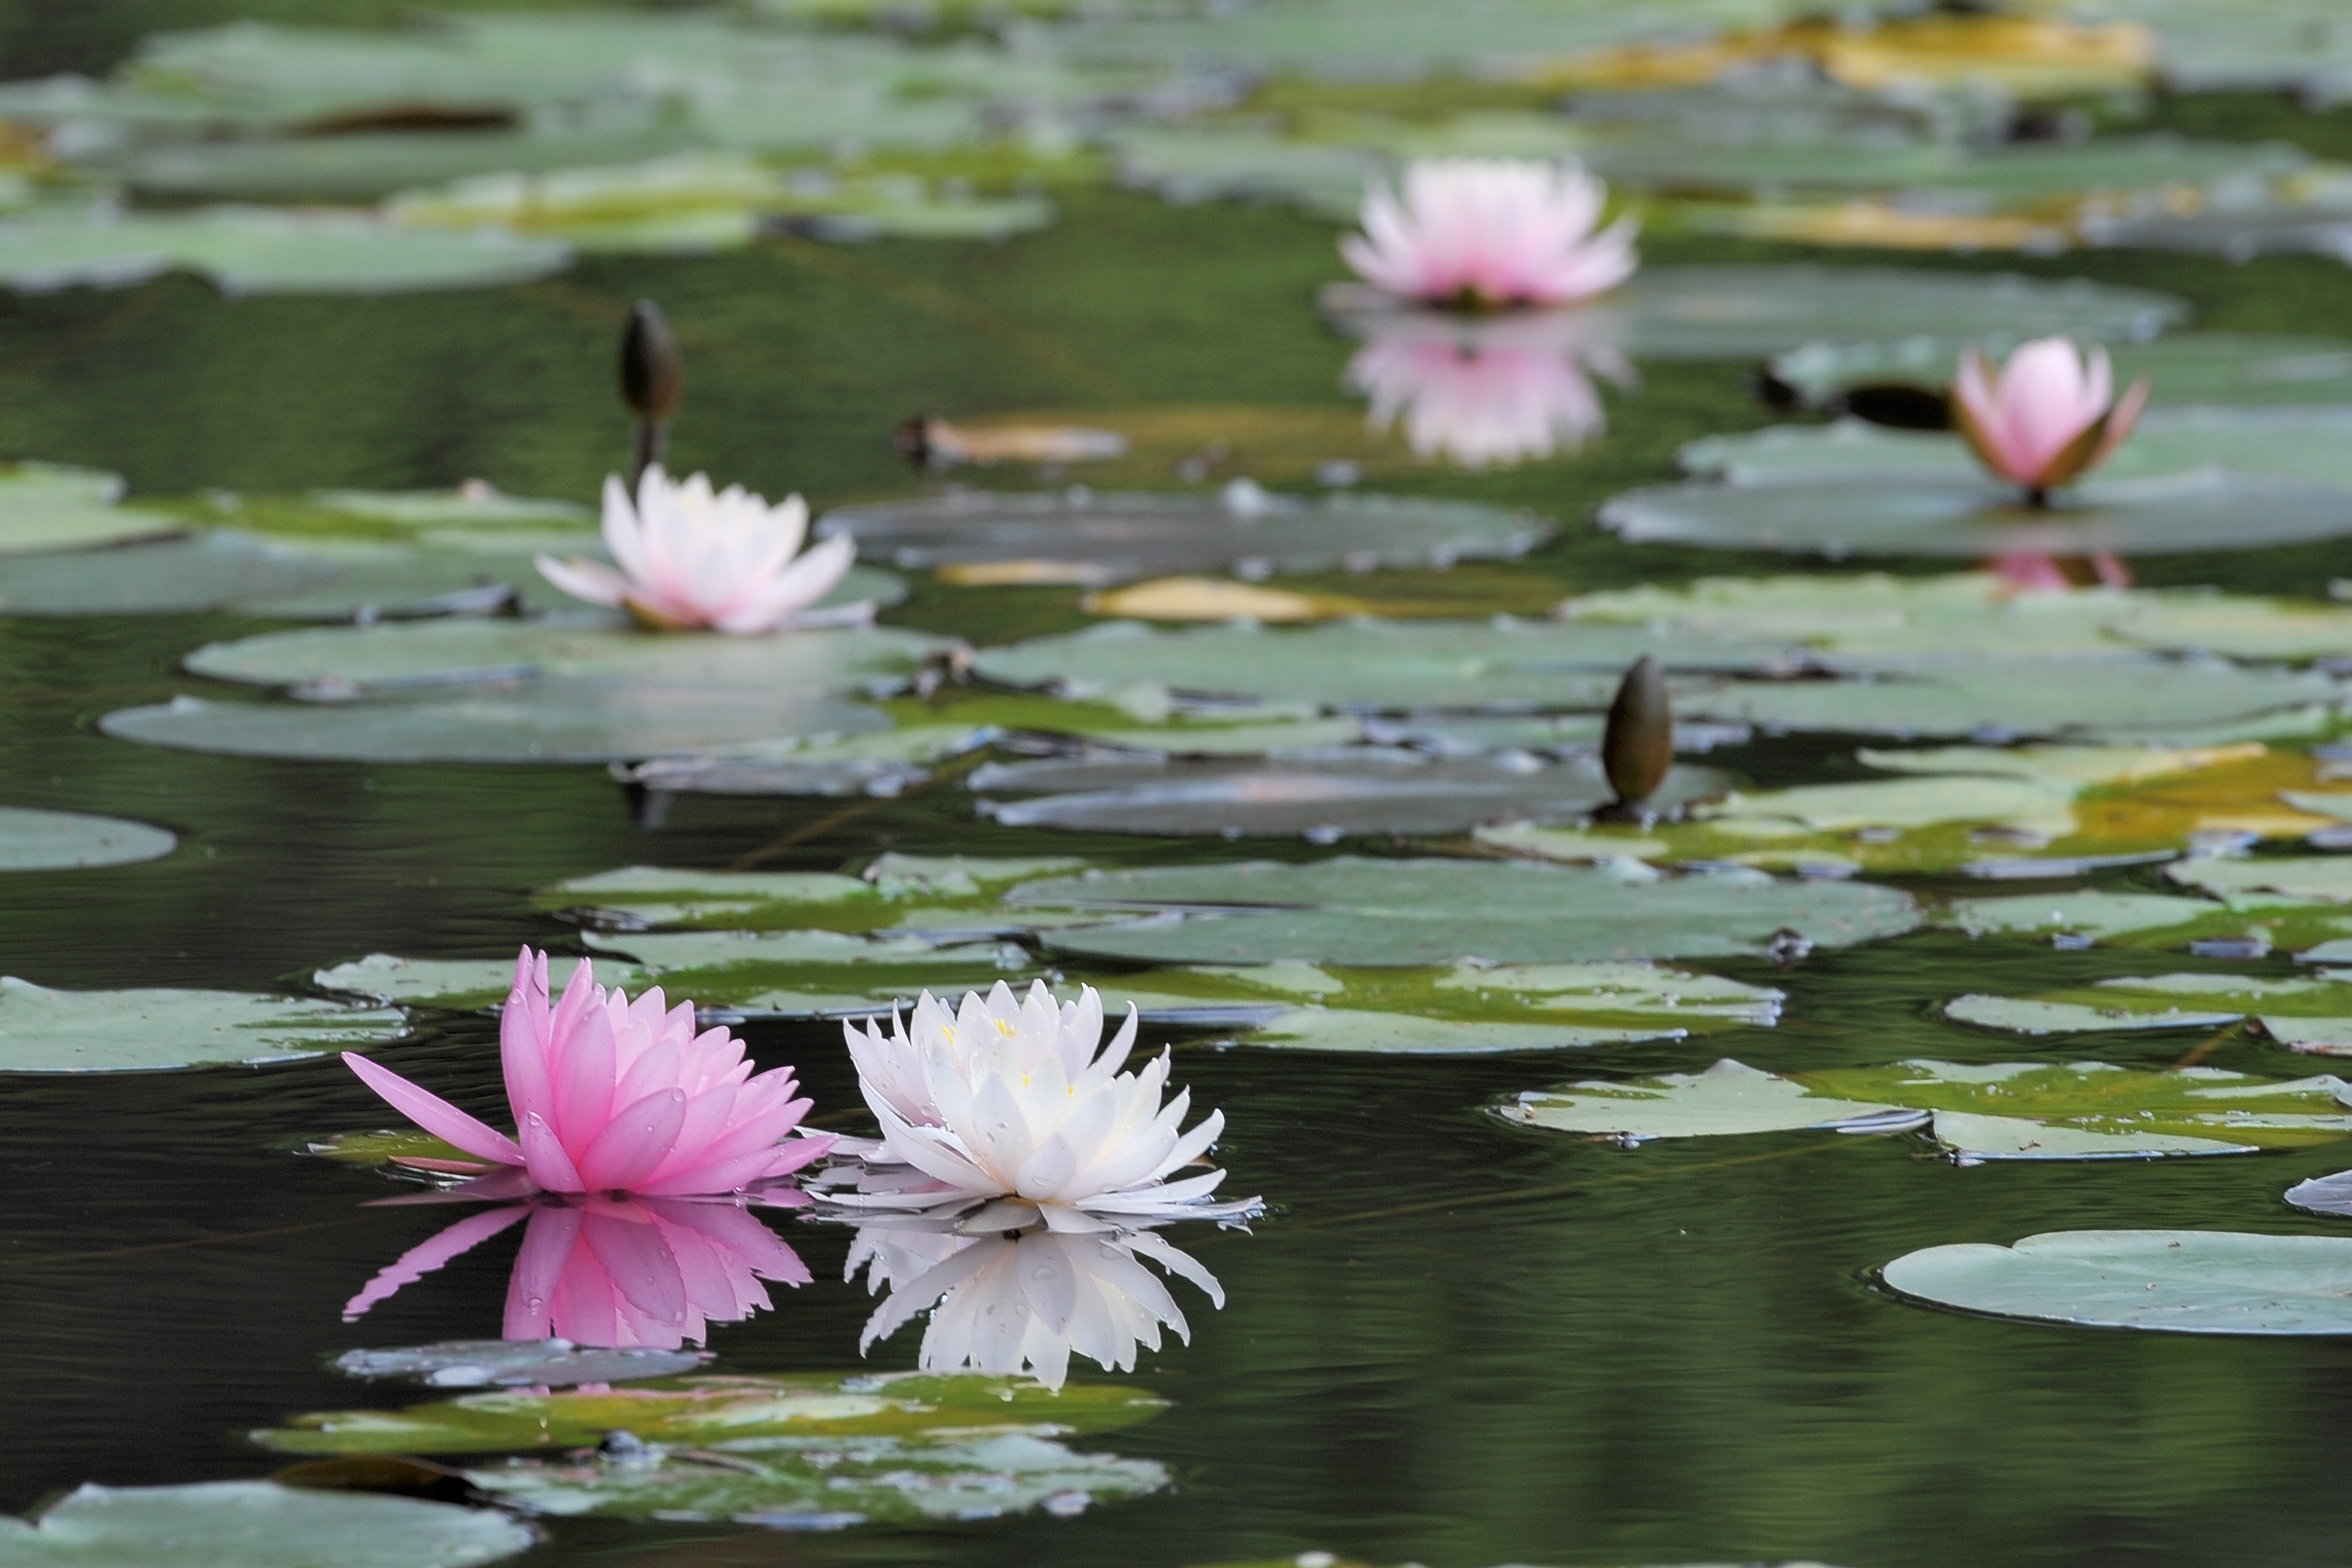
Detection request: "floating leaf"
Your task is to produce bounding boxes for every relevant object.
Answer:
[0,462,183,555]
[123,124,701,204]
[537,856,1083,935]
[970,750,1728,838]
[0,1481,532,1568]
[2168,855,2352,904]
[1322,265,2183,363]
[815,489,1552,584]
[1880,1229,2352,1335]
[1769,332,2352,412]
[0,978,404,1072]
[1944,971,2352,1035]
[1507,1058,2352,1156]
[0,531,344,615]
[614,722,990,800]
[1941,891,2225,940]
[1011,856,1917,966]
[313,953,650,1010]
[580,928,1030,1016]
[334,1341,707,1390]
[257,1371,1163,1455]
[0,207,571,296]
[1599,471,2352,558]
[0,807,175,870]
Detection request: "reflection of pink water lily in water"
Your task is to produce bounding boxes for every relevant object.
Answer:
[342,948,834,1198]
[345,1193,812,1350]
[845,1220,1224,1392]
[1346,333,1634,468]
[1988,550,2133,592]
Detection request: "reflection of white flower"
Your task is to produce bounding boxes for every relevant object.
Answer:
[1346,330,1635,468]
[848,1219,1224,1391]
[839,982,1254,1230]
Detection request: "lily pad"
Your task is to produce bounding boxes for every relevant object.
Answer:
[1944,971,2352,1035]
[0,1481,532,1568]
[257,1370,1163,1455]
[815,488,1551,584]
[0,531,344,615]
[1941,891,2225,940]
[969,750,1728,838]
[334,1340,707,1390]
[313,953,650,1010]
[0,207,571,296]
[612,722,994,800]
[0,807,175,870]
[971,617,1784,714]
[100,682,893,766]
[1768,332,2352,412]
[0,977,405,1072]
[1598,471,2352,558]
[1680,407,2352,492]
[538,856,1083,935]
[0,462,183,555]
[1510,1058,2352,1156]
[2168,855,2352,904]
[1880,1229,2352,1334]
[1322,265,2183,363]
[1013,856,1918,966]
[580,928,1031,1017]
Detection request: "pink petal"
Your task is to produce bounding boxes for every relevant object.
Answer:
[340,1052,523,1167]
[520,1110,586,1193]
[574,1087,688,1193]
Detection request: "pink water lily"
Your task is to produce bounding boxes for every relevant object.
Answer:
[1342,157,1639,309]
[344,1195,812,1349]
[341,947,833,1197]
[1952,338,2150,501]
[537,465,863,634]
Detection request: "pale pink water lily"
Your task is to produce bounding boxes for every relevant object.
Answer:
[343,1195,811,1349]
[1952,338,2150,500]
[846,1218,1223,1391]
[836,982,1256,1230]
[1346,332,1633,467]
[342,946,833,1197]
[536,464,863,634]
[1342,157,1639,309]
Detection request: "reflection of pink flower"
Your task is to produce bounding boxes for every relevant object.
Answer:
[1346,334,1632,468]
[1989,550,2133,592]
[537,465,863,634]
[1952,338,2149,496]
[342,947,833,1198]
[344,1195,811,1350]
[846,1221,1222,1391]
[1342,158,1639,309]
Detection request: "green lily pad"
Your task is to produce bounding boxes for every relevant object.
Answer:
[1322,265,2183,363]
[612,722,994,800]
[816,489,1551,584]
[1941,891,2226,940]
[1880,1229,2352,1334]
[970,751,1728,838]
[538,856,1083,935]
[257,1370,1164,1456]
[1681,407,2352,493]
[1768,333,2352,412]
[0,207,571,296]
[313,952,650,1010]
[0,807,175,870]
[1507,1057,2352,1156]
[579,928,1031,1017]
[1013,856,1917,966]
[1681,660,2339,742]
[100,682,893,766]
[1598,471,2352,558]
[334,1341,707,1390]
[971,617,1783,714]
[1944,971,2352,1035]
[2167,856,2352,904]
[123,124,701,203]
[0,977,405,1072]
[0,531,344,615]
[0,1481,532,1568]
[0,462,183,555]
[304,489,591,532]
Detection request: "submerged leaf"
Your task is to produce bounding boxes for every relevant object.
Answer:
[1880,1230,2352,1334]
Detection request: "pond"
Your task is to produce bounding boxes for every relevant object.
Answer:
[5,3,2352,1565]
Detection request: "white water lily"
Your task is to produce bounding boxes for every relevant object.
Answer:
[846,1218,1224,1391]
[537,464,864,634]
[838,981,1254,1229]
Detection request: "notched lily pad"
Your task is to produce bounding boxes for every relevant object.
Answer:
[815,488,1551,584]
[0,807,175,870]
[0,977,405,1072]
[1880,1229,2352,1334]
[1014,855,1917,966]
[0,1481,532,1567]
[334,1340,708,1390]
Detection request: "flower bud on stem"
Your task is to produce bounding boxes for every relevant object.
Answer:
[621,299,683,489]
[1594,653,1671,825]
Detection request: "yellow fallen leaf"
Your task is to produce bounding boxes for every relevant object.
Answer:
[1812,15,2155,95]
[1084,576,1339,622]
[937,560,1119,586]
[898,417,1128,467]
[1724,201,2072,253]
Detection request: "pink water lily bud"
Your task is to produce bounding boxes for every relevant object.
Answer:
[1342,157,1639,309]
[342,947,834,1198]
[836,981,1259,1230]
[1952,338,2150,496]
[536,465,864,634]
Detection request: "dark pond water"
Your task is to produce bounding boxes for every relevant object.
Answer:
[6,7,2352,1566]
